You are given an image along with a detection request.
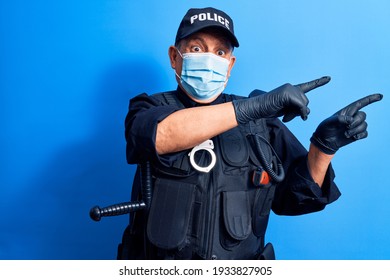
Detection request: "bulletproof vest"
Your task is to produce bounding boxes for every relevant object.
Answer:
[126,91,277,260]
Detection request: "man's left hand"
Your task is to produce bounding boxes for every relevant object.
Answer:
[310,93,383,154]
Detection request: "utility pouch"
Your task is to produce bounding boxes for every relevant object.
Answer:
[252,185,276,237]
[219,127,249,174]
[146,178,196,250]
[222,191,252,241]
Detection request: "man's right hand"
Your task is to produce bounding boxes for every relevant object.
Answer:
[232,76,331,124]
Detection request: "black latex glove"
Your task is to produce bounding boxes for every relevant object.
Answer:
[310,93,383,154]
[232,76,331,124]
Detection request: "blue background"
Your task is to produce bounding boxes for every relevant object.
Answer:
[1,0,389,260]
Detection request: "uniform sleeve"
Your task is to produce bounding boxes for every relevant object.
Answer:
[266,118,342,216]
[125,93,180,166]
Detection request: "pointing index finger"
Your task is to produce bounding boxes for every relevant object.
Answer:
[339,93,383,116]
[295,76,331,93]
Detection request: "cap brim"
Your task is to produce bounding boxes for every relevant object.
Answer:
[177,25,239,48]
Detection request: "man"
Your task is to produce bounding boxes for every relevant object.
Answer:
[118,7,382,260]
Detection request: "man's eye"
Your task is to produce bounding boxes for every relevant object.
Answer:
[192,46,202,52]
[217,50,226,56]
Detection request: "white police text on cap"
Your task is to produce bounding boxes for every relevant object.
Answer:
[190,13,230,30]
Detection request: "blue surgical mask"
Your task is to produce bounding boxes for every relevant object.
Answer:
[176,50,230,101]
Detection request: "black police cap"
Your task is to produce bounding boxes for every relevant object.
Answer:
[175,7,239,48]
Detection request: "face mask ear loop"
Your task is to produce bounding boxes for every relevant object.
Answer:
[174,47,184,81]
[176,48,183,59]
[225,57,234,83]
[175,71,181,81]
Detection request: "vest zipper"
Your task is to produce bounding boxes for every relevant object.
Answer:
[204,136,220,259]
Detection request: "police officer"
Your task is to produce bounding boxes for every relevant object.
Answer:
[118,7,382,260]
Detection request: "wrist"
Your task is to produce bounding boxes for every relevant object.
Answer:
[307,143,334,187]
[310,134,337,155]
[232,98,252,124]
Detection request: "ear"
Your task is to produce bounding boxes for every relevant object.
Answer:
[168,46,178,69]
[227,55,236,79]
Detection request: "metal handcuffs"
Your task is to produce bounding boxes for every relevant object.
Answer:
[188,139,216,173]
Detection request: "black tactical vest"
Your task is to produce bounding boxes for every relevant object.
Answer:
[118,91,277,260]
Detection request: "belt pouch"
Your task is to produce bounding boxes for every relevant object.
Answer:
[252,185,275,237]
[222,191,252,241]
[147,178,196,250]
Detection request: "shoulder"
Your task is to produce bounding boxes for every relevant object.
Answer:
[151,91,178,104]
[130,90,178,106]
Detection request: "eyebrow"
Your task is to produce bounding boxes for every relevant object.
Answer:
[186,36,207,46]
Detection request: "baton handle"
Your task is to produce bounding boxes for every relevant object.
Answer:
[89,201,146,222]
